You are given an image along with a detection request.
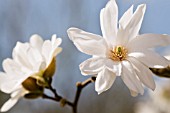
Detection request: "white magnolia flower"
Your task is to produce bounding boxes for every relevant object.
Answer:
[67,0,170,96]
[0,34,62,112]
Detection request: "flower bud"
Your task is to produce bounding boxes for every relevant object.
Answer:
[24,91,43,99]
[22,77,43,92]
[43,58,56,78]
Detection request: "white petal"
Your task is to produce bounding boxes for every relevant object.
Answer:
[128,34,170,52]
[67,28,107,56]
[105,59,122,76]
[51,35,62,55]
[79,57,105,75]
[12,42,32,70]
[51,47,62,58]
[0,72,7,86]
[95,67,116,94]
[119,5,134,29]
[116,29,127,46]
[51,35,62,49]
[100,0,118,46]
[121,60,144,95]
[42,40,52,65]
[27,48,45,71]
[1,98,19,112]
[128,57,155,90]
[51,35,62,58]
[2,58,21,75]
[10,87,23,98]
[125,4,146,40]
[116,5,134,46]
[128,50,169,68]
[1,74,30,93]
[30,34,44,51]
[0,89,22,112]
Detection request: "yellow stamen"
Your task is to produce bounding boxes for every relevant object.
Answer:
[109,46,128,61]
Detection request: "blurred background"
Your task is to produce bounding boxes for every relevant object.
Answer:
[0,0,170,113]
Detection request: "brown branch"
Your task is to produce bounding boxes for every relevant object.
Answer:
[42,93,74,107]
[42,76,96,113]
[48,84,61,99]
[72,76,96,113]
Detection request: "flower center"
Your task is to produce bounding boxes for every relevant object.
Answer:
[109,46,128,61]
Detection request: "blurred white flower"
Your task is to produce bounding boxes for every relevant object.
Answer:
[135,80,170,113]
[135,102,157,113]
[0,34,62,112]
[67,0,170,95]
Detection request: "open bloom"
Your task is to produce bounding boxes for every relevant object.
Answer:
[0,34,62,112]
[68,0,170,96]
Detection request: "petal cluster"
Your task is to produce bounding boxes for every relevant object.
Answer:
[0,34,62,112]
[68,0,170,96]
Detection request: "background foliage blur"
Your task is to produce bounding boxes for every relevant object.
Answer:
[0,0,170,113]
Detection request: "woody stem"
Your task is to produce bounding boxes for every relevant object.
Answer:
[42,76,96,113]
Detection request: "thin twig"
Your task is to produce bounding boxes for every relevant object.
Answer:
[48,84,61,98]
[72,76,96,113]
[42,76,96,113]
[42,93,74,107]
[42,94,58,101]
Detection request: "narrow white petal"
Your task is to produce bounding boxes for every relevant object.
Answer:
[12,42,32,70]
[0,88,23,112]
[121,60,144,95]
[27,48,44,71]
[128,34,170,52]
[0,72,7,86]
[79,57,105,75]
[100,0,118,46]
[128,50,169,68]
[42,36,62,67]
[119,5,134,29]
[2,58,21,75]
[1,74,30,93]
[116,29,127,46]
[42,40,52,65]
[68,28,107,56]
[0,88,26,112]
[52,47,62,57]
[0,98,19,112]
[105,59,122,76]
[95,67,116,94]
[30,34,44,51]
[10,87,23,98]
[51,35,62,49]
[51,35,62,58]
[116,5,134,46]
[128,57,155,90]
[125,4,146,41]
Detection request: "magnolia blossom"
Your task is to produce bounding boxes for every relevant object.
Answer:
[68,0,170,96]
[0,35,62,112]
